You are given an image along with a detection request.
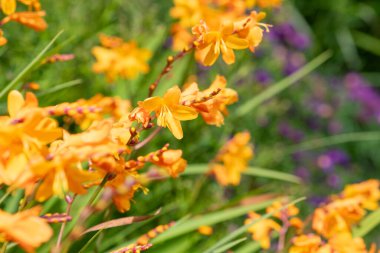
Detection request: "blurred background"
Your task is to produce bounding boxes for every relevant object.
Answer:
[0,0,379,251]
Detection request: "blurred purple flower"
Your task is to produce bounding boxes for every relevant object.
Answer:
[255,69,272,85]
[327,174,341,188]
[345,73,380,124]
[295,167,310,182]
[270,23,310,50]
[278,122,304,143]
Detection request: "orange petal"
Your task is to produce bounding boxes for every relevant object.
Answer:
[166,116,183,139]
[1,0,16,15]
[141,97,162,112]
[203,44,219,66]
[225,36,249,50]
[163,86,181,105]
[171,105,198,121]
[8,90,24,118]
[221,47,235,65]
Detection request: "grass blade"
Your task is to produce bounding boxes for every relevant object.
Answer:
[151,199,277,244]
[353,208,380,238]
[352,31,380,57]
[0,30,64,99]
[184,164,301,184]
[213,237,247,253]
[203,197,305,253]
[37,79,82,97]
[235,51,332,117]
[234,241,261,253]
[286,131,380,153]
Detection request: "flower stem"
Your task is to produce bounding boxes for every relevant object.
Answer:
[86,173,112,207]
[54,194,76,252]
[134,127,162,150]
[148,44,194,97]
[0,191,11,206]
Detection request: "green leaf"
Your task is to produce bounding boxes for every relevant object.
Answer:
[213,237,247,253]
[0,30,64,99]
[353,207,380,238]
[286,131,380,154]
[184,164,301,184]
[235,51,332,117]
[151,199,277,244]
[203,197,305,253]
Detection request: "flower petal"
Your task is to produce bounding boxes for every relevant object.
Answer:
[8,90,24,118]
[171,105,198,121]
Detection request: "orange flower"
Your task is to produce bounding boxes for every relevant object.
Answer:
[266,201,300,219]
[171,23,195,51]
[312,197,365,238]
[192,20,249,66]
[181,75,238,126]
[235,11,267,52]
[289,234,323,253]
[289,234,333,253]
[106,173,143,213]
[210,132,253,185]
[328,233,367,253]
[0,91,61,191]
[170,0,204,27]
[129,107,151,128]
[0,207,52,252]
[1,11,47,31]
[245,211,281,249]
[92,36,151,82]
[342,179,380,210]
[148,149,187,177]
[139,86,198,139]
[45,94,131,129]
[198,225,213,235]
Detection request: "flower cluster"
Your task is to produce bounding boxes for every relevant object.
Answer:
[292,180,380,252]
[243,179,380,252]
[0,0,46,46]
[170,0,272,66]
[92,34,152,82]
[209,131,254,185]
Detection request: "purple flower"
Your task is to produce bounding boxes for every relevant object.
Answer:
[295,167,310,182]
[345,73,380,124]
[255,69,272,85]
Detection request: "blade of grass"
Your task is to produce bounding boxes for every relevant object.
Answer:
[353,208,380,238]
[37,79,82,97]
[0,30,64,99]
[184,164,301,184]
[235,51,332,117]
[203,197,305,253]
[286,131,380,154]
[213,237,247,253]
[234,241,261,253]
[352,31,380,57]
[151,199,277,244]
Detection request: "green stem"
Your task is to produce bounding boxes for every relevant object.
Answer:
[286,131,380,154]
[0,30,64,99]
[0,242,8,253]
[77,230,103,253]
[86,173,112,207]
[0,191,11,206]
[235,51,332,117]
